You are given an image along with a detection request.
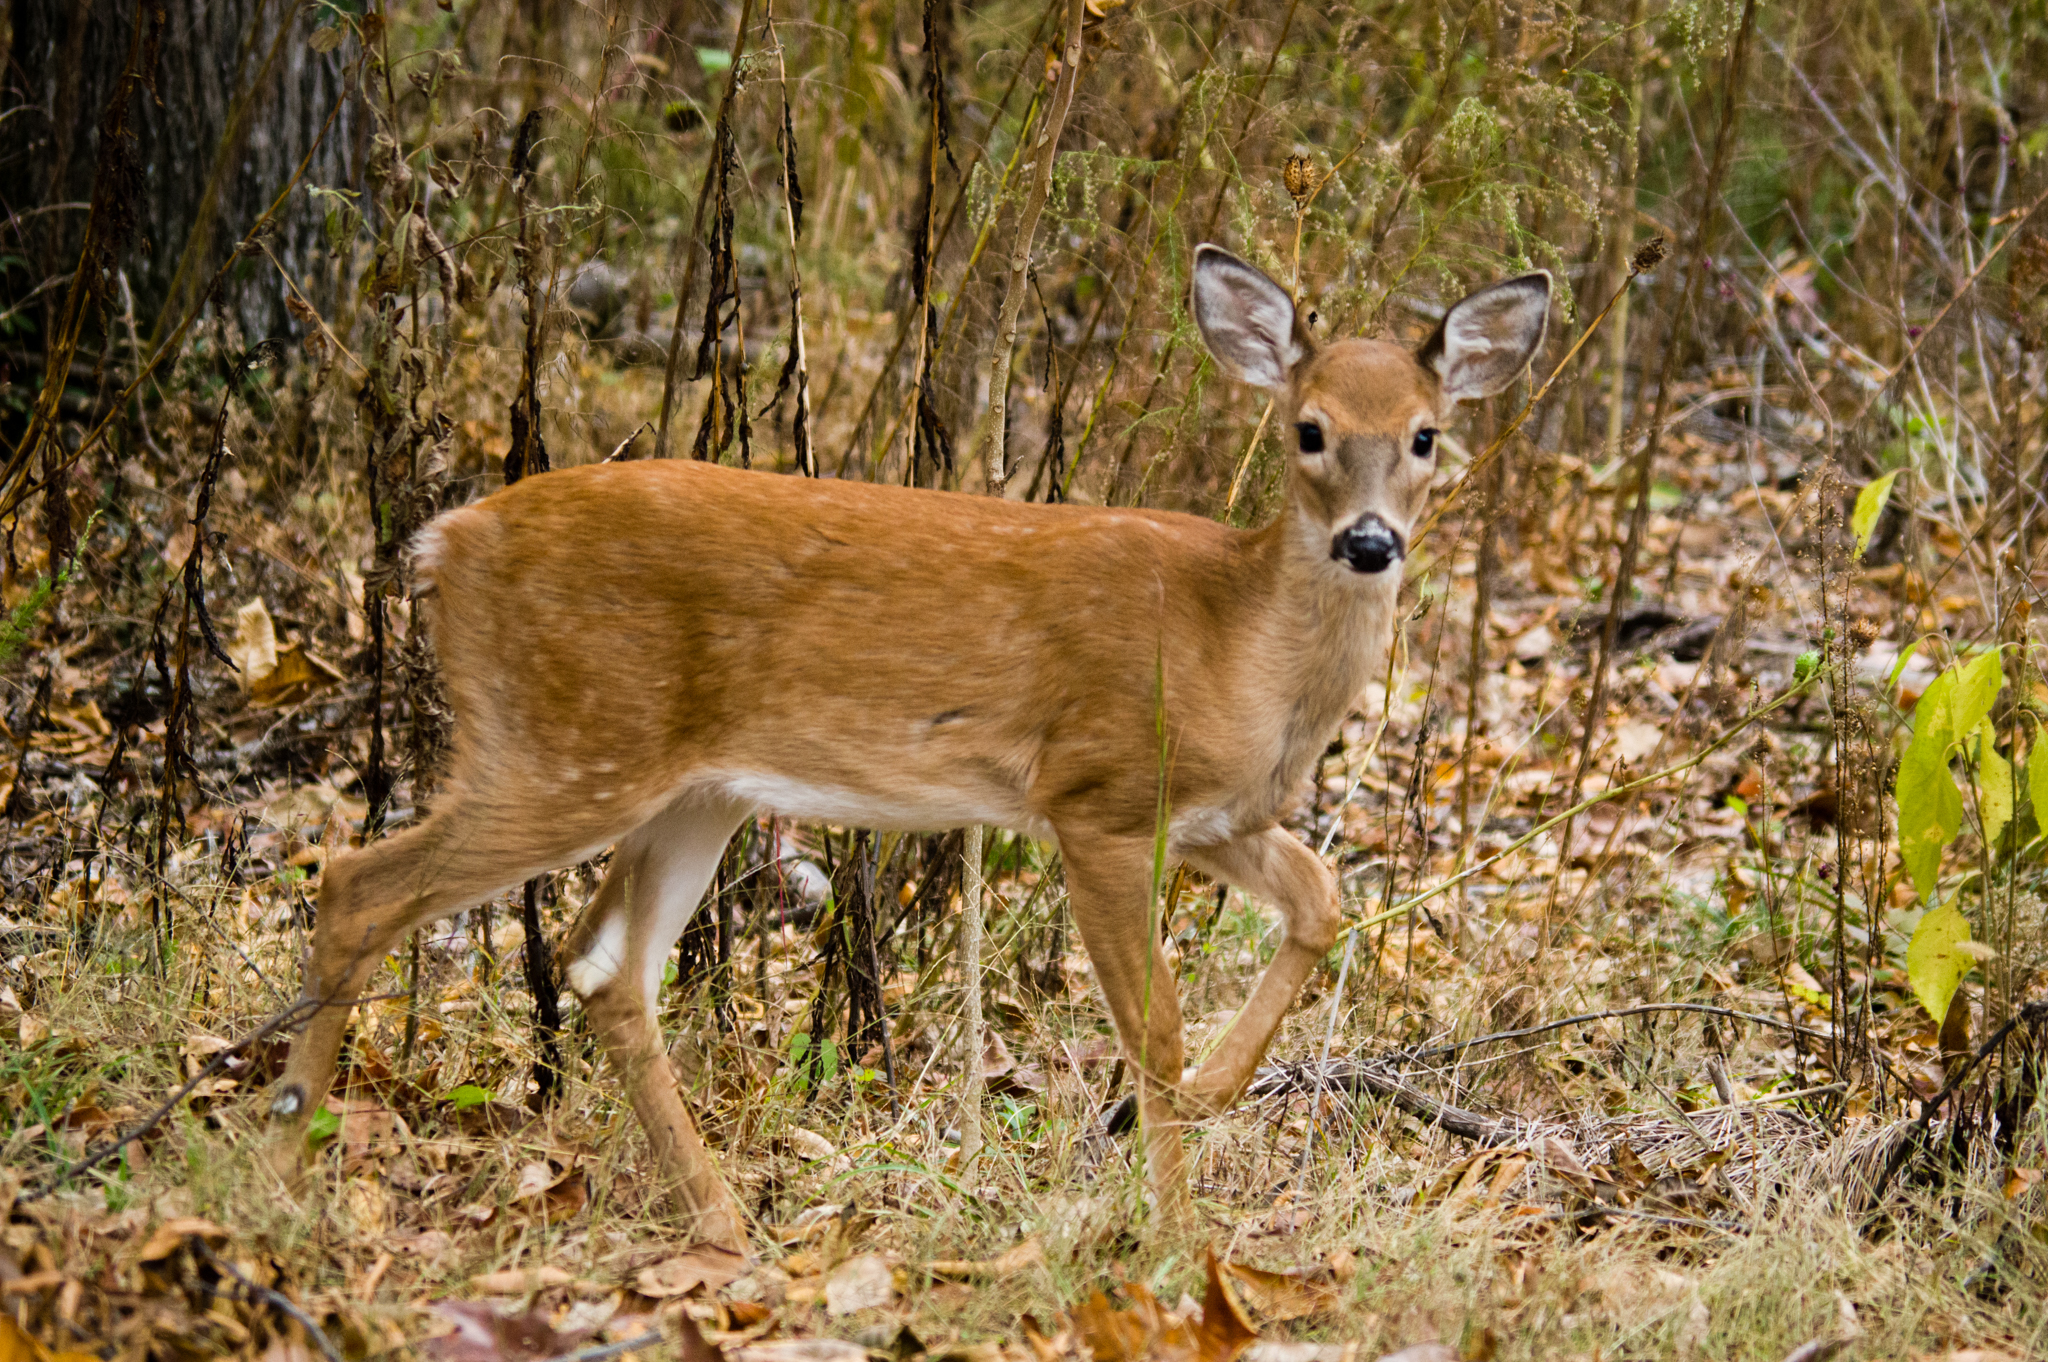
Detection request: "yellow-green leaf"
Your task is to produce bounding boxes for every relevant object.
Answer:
[2030,724,2048,841]
[1968,719,2012,850]
[1897,735,1963,900]
[1852,471,1900,557]
[1906,903,1973,1025]
[1909,663,1960,755]
[1943,650,2004,743]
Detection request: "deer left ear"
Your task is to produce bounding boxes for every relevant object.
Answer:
[1418,272,1552,404]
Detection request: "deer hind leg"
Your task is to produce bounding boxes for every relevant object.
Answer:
[1178,826,1339,1117]
[562,793,752,1252]
[266,799,615,1178]
[1056,825,1190,1220]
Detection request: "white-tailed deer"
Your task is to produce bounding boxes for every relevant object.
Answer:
[265,246,1548,1249]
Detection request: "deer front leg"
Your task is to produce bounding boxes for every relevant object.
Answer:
[563,795,752,1252]
[1178,826,1340,1117]
[1057,826,1190,1220]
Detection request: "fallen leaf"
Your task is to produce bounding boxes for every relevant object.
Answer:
[1612,721,1663,764]
[135,1218,229,1263]
[0,1314,102,1362]
[468,1265,573,1295]
[1240,1346,1351,1362]
[227,599,279,689]
[393,1229,455,1261]
[1219,1258,1341,1324]
[1512,624,1554,661]
[787,1128,837,1161]
[425,1299,588,1362]
[1074,1248,1257,1362]
[823,1253,896,1316]
[635,1243,748,1298]
[924,1236,1044,1281]
[676,1312,726,1362]
[729,1343,871,1362]
[508,1162,587,1223]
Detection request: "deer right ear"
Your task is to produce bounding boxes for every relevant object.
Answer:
[1191,245,1307,391]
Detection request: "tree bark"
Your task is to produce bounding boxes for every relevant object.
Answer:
[1,0,354,350]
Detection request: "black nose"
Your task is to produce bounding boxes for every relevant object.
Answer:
[1331,517,1405,574]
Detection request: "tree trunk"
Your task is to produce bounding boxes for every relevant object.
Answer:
[0,0,355,352]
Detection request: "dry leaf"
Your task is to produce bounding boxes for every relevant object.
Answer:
[251,642,344,707]
[425,1299,587,1362]
[1074,1248,1258,1362]
[787,1128,837,1161]
[1241,1346,1352,1362]
[924,1236,1045,1280]
[676,1312,727,1362]
[508,1162,587,1223]
[227,599,279,688]
[468,1265,573,1295]
[730,1343,871,1362]
[134,1218,228,1263]
[823,1253,896,1316]
[635,1243,748,1298]
[1220,1258,1341,1324]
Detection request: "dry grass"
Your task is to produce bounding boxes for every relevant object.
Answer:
[2,0,2046,1358]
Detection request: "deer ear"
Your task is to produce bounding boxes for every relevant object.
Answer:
[1191,245,1309,391]
[1418,272,1552,403]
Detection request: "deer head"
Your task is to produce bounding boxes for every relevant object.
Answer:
[1190,244,1551,577]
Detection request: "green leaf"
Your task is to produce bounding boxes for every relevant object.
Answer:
[819,1038,840,1084]
[1882,641,1924,696]
[1897,730,1963,902]
[1851,471,1900,557]
[1905,903,1973,1024]
[307,1105,342,1148]
[1967,720,2013,850]
[696,46,732,72]
[1944,650,2004,743]
[2031,725,2048,841]
[447,1084,491,1110]
[1895,653,2006,899]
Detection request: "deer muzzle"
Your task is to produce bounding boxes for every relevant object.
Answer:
[1331,515,1405,575]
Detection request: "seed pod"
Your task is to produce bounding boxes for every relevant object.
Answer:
[1284,154,1315,207]
[1630,236,1668,274]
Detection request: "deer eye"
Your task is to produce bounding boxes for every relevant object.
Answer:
[1412,428,1438,458]
[1296,422,1325,454]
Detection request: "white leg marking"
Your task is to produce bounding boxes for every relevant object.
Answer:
[567,912,629,998]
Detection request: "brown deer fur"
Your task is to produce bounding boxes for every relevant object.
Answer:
[264,247,1549,1250]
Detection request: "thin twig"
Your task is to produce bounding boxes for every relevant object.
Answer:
[20,996,329,1201]
[979,0,1086,495]
[1342,674,1816,929]
[193,1240,343,1362]
[1402,1002,1832,1063]
[1869,998,2047,1202]
[540,1332,665,1362]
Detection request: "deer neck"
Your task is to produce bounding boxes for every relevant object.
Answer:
[1238,495,1402,750]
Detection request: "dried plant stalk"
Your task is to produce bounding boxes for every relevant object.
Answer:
[977,0,1085,497]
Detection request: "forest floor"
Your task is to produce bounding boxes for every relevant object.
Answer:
[0,326,2042,1362]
